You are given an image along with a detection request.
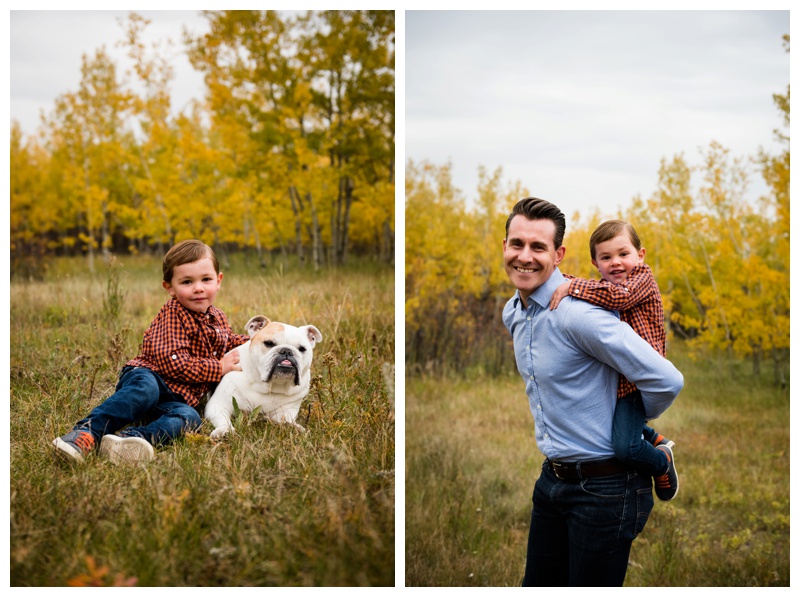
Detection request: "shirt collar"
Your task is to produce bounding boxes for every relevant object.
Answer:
[169,297,220,322]
[511,267,567,312]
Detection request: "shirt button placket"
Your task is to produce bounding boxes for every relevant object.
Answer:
[527,309,535,383]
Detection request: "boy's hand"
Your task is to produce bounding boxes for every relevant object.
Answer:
[549,281,570,310]
[220,349,242,376]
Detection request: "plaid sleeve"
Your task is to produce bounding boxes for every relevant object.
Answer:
[145,304,223,383]
[568,264,658,311]
[230,333,252,349]
[216,310,252,350]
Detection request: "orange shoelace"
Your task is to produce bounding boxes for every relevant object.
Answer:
[73,432,95,453]
[654,452,672,488]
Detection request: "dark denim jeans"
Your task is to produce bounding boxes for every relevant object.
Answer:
[612,390,668,476]
[522,460,654,586]
[74,366,201,447]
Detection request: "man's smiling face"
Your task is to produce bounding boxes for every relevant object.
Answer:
[503,215,565,306]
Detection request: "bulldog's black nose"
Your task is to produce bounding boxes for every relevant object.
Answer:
[278,347,293,356]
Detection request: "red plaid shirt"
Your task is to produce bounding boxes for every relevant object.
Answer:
[126,298,251,408]
[564,264,666,398]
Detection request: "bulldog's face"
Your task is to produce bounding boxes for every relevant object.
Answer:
[250,322,322,385]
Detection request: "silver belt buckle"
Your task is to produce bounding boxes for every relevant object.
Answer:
[551,461,568,480]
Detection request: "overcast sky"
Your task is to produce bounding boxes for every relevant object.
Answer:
[406,9,790,222]
[10,10,210,136]
[5,7,792,227]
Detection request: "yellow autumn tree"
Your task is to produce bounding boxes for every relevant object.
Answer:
[564,136,788,382]
[407,29,787,380]
[408,135,788,380]
[185,9,395,268]
[10,10,395,271]
[752,35,790,383]
[43,47,135,271]
[9,123,61,277]
[118,12,179,254]
[405,160,531,374]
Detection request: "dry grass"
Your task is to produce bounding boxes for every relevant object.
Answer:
[10,254,395,586]
[405,345,789,586]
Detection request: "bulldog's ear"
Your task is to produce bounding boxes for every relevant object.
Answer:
[304,325,322,345]
[245,315,270,337]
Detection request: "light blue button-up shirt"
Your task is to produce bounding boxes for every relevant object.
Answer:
[503,268,684,462]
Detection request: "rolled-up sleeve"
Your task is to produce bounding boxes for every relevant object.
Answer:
[568,264,657,312]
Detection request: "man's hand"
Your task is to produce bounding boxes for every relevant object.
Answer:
[549,281,570,310]
[220,349,242,376]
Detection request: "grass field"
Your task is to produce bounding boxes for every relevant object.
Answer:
[405,344,790,587]
[10,254,395,586]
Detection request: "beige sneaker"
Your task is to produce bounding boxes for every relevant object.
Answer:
[99,434,154,464]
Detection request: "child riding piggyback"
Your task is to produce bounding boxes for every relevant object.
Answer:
[549,220,679,501]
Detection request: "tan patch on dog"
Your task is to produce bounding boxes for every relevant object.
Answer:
[252,322,285,343]
[264,322,285,335]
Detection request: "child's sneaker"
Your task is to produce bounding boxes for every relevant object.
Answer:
[52,430,96,463]
[654,444,679,501]
[651,433,675,450]
[99,434,154,464]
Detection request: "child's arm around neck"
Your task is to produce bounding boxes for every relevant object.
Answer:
[555,263,659,313]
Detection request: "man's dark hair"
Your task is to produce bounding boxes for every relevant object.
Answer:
[505,197,567,248]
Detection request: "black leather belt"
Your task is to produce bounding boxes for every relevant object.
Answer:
[548,458,628,482]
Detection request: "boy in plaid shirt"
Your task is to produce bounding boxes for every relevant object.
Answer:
[549,220,679,500]
[52,240,251,464]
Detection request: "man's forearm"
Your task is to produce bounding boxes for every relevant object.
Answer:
[573,306,683,418]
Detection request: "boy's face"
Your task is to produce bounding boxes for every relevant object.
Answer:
[591,233,645,285]
[503,215,565,305]
[162,257,222,314]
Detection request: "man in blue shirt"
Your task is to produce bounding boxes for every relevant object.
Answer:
[502,197,684,586]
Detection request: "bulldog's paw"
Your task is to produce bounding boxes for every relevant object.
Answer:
[289,421,307,433]
[210,426,233,440]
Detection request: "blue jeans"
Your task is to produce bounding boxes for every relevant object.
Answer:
[522,460,654,586]
[612,390,668,477]
[74,366,201,447]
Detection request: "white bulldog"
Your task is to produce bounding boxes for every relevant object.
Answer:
[205,316,322,439]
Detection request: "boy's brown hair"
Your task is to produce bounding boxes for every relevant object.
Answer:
[163,240,219,282]
[589,220,642,260]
